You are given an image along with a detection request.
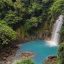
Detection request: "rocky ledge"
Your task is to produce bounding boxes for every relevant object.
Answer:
[21,52,34,59]
[44,56,57,64]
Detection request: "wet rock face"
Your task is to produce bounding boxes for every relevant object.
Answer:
[48,56,57,59]
[21,52,34,59]
[44,56,57,64]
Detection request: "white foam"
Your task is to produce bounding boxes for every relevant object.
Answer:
[47,15,64,47]
[46,41,58,47]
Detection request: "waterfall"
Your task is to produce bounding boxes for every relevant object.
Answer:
[47,15,64,47]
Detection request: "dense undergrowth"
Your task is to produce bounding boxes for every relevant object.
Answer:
[0,0,64,64]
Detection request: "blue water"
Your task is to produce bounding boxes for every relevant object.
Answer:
[17,40,58,64]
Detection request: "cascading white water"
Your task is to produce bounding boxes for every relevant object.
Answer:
[47,15,64,47]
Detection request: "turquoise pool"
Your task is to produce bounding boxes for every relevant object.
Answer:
[17,40,58,64]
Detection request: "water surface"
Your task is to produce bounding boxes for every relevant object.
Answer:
[16,40,58,64]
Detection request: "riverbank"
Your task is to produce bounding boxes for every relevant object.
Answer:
[0,42,18,63]
[1,39,55,64]
[0,27,53,64]
[44,56,57,64]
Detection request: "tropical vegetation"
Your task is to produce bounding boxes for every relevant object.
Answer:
[0,0,64,64]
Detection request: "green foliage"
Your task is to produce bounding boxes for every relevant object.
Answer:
[50,0,64,15]
[0,20,16,45]
[3,0,13,6]
[4,11,22,25]
[43,0,50,3]
[58,43,64,64]
[16,59,35,64]
[0,0,63,47]
[24,17,40,30]
[0,0,64,64]
[61,26,64,34]
[27,2,43,19]
[14,0,24,10]
[60,25,64,42]
[0,0,7,18]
